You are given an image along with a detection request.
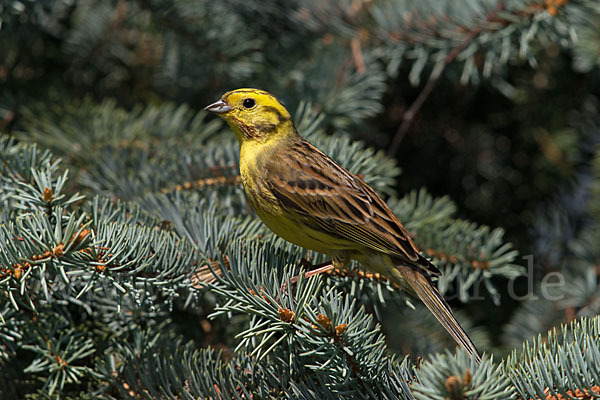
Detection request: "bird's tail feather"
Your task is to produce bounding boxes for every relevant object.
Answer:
[397,265,482,363]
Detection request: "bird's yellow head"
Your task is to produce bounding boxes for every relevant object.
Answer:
[205,88,295,144]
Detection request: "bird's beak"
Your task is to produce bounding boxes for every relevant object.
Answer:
[204,99,232,114]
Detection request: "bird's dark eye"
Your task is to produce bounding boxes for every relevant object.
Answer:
[243,98,256,109]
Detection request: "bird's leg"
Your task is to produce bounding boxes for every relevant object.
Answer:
[294,259,335,284]
[278,259,335,301]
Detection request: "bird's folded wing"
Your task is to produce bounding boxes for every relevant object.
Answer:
[266,139,440,275]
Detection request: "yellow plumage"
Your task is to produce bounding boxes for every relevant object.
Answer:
[205,88,481,362]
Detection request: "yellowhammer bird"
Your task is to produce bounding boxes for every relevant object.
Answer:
[205,88,481,362]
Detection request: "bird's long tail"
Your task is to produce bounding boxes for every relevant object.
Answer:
[397,265,482,363]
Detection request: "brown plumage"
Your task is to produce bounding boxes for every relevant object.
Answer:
[266,138,440,275]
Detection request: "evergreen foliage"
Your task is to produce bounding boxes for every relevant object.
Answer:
[1,0,600,398]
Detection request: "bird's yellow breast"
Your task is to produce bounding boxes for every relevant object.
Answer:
[239,140,353,254]
[239,138,283,215]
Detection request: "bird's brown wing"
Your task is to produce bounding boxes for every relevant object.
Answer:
[266,139,440,275]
